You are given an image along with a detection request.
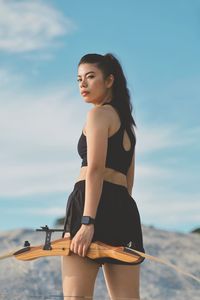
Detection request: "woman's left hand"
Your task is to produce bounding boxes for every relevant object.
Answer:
[70,224,94,257]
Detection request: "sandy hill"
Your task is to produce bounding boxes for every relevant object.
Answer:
[0,225,199,300]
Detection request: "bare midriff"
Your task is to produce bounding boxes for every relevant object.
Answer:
[75,166,127,188]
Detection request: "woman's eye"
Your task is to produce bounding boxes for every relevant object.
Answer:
[77,75,94,82]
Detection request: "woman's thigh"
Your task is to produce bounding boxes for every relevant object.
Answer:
[61,251,101,299]
[102,263,140,300]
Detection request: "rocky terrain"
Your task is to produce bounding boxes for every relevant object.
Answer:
[0,225,199,300]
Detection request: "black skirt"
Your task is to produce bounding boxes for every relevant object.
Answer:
[63,180,145,266]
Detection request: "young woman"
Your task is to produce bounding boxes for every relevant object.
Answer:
[61,53,145,300]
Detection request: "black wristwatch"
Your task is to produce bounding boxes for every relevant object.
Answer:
[81,216,95,225]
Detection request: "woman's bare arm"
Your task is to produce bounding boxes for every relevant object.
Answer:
[83,106,110,218]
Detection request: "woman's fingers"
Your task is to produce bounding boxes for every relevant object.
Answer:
[70,238,89,257]
[71,240,79,254]
[82,244,88,257]
[70,225,94,256]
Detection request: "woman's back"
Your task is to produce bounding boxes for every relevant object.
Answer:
[78,101,136,176]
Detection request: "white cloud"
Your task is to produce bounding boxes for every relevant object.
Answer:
[0,76,88,196]
[0,86,82,149]
[20,206,65,216]
[0,68,25,88]
[135,123,199,154]
[0,0,76,53]
[0,66,199,225]
[136,164,172,179]
[138,189,200,232]
[0,161,79,197]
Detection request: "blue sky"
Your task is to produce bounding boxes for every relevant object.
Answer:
[0,0,199,234]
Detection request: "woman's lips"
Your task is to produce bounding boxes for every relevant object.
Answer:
[81,91,89,96]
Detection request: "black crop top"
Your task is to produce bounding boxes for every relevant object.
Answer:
[77,101,136,175]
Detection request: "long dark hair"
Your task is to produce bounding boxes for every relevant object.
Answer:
[78,53,137,130]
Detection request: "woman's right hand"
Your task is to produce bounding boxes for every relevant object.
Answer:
[70,224,94,257]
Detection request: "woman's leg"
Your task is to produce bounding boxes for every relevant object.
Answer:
[61,234,101,300]
[102,263,141,300]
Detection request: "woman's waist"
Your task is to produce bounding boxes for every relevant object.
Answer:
[75,166,127,188]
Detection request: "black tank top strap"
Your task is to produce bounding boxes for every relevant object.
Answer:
[102,101,125,131]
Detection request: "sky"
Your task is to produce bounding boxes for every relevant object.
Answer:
[0,0,199,234]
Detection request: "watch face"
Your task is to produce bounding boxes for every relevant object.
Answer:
[82,216,90,224]
[81,216,95,224]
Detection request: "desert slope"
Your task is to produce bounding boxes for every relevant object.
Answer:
[0,225,199,300]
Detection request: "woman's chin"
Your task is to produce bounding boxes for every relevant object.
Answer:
[83,97,93,104]
[83,98,90,102]
[82,95,89,100]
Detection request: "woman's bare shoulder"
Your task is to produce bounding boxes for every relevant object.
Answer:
[83,106,113,137]
[86,105,112,124]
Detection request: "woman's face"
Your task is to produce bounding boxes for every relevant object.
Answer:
[77,63,113,105]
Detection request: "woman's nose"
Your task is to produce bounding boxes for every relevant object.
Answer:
[80,78,87,88]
